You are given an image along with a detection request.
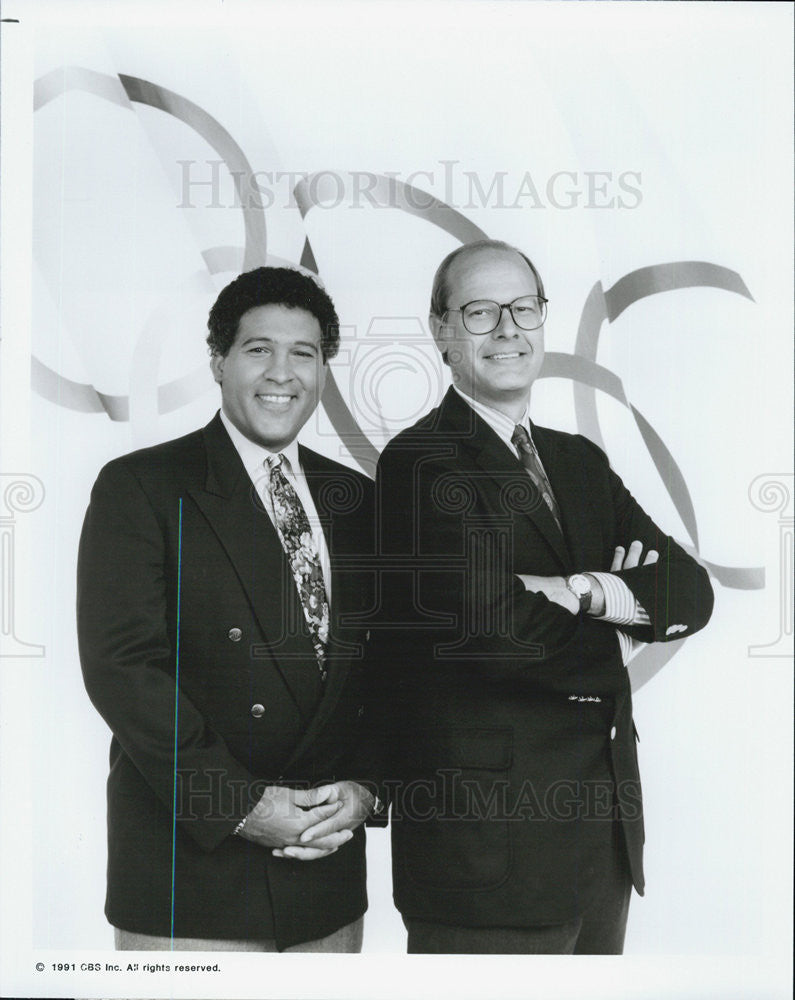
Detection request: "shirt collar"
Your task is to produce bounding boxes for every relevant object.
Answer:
[219,408,302,479]
[453,385,533,452]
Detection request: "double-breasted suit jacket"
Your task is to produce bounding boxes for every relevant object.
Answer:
[374,387,713,928]
[77,413,375,949]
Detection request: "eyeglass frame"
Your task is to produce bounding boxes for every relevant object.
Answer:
[441,295,549,335]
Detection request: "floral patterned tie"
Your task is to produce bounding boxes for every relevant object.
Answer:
[511,424,564,534]
[266,454,329,672]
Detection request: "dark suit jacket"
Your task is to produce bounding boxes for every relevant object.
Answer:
[373,387,713,927]
[77,413,375,949]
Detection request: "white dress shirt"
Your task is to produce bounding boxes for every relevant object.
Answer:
[219,409,332,604]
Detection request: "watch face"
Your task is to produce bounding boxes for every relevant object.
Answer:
[568,574,590,596]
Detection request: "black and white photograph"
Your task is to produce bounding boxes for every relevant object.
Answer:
[0,1,792,998]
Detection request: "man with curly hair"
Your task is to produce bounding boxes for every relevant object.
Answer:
[78,267,378,952]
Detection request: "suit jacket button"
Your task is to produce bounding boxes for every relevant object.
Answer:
[250,703,265,718]
[228,627,243,642]
[357,705,365,717]
[610,725,617,741]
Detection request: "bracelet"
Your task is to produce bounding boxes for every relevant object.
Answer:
[233,814,248,836]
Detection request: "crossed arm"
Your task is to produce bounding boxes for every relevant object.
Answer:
[517,539,659,616]
[289,544,657,857]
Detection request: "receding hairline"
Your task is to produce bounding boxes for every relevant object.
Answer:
[447,244,535,280]
[430,240,544,317]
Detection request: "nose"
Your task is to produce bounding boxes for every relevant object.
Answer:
[264,351,294,383]
[492,304,520,337]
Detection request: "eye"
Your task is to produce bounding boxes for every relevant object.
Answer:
[513,297,541,315]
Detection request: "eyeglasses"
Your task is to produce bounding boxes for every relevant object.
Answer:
[444,295,548,335]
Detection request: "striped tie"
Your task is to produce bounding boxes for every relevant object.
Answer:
[511,424,563,533]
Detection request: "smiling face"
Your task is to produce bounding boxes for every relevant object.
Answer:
[210,303,327,452]
[431,247,545,420]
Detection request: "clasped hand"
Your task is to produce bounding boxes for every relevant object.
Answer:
[237,781,374,862]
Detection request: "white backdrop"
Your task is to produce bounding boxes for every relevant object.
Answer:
[0,2,792,998]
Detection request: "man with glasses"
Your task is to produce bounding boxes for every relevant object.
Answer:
[362,239,714,953]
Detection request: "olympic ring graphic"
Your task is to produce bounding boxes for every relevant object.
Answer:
[32,69,764,688]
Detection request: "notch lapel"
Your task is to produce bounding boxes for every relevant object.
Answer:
[532,423,596,568]
[441,389,570,568]
[188,415,320,718]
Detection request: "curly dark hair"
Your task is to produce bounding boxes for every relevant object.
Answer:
[207,267,341,361]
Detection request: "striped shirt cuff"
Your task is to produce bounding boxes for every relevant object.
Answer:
[590,572,650,626]
[615,629,646,666]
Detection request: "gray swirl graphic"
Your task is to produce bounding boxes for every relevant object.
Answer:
[0,475,46,517]
[748,475,792,515]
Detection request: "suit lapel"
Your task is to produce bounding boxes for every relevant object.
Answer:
[532,423,597,568]
[440,389,570,567]
[188,415,320,718]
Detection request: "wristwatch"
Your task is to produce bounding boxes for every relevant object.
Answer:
[565,573,593,613]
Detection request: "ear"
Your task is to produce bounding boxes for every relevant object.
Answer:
[429,313,452,366]
[429,312,448,353]
[210,352,224,385]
